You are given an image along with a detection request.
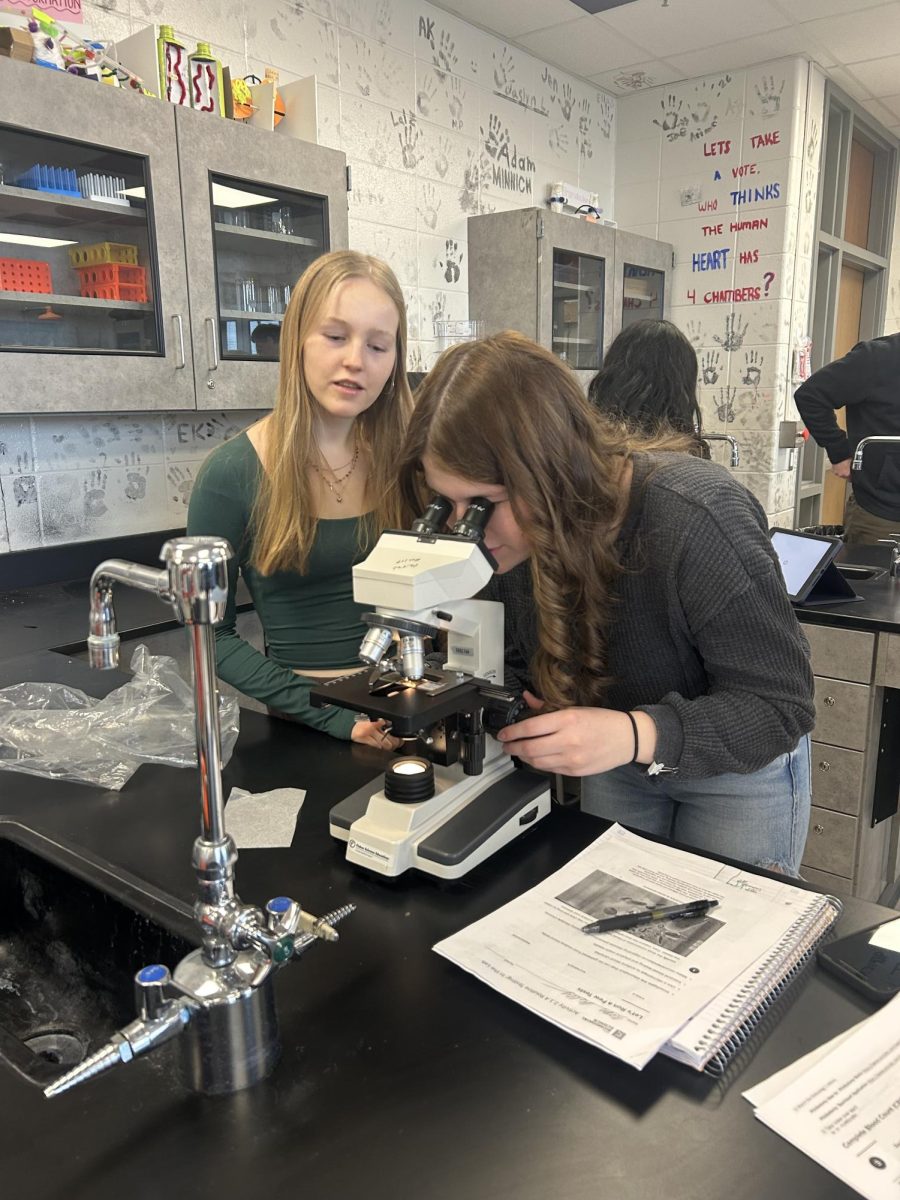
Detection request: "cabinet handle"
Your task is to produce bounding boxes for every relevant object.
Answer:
[813,823,825,834]
[823,695,836,706]
[818,760,831,772]
[172,314,185,369]
[204,317,219,372]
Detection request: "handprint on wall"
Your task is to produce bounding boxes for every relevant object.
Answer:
[701,350,722,385]
[713,314,749,352]
[741,350,764,388]
[653,94,688,140]
[715,386,737,423]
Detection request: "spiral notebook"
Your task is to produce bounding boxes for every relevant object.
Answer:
[661,888,842,1074]
[434,825,842,1073]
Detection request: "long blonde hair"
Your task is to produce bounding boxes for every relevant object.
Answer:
[397,331,691,710]
[252,251,413,575]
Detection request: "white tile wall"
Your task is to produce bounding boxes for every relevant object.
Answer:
[616,56,823,520]
[1,3,868,546]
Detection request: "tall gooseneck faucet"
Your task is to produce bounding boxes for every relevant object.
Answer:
[46,537,352,1099]
[851,435,900,472]
[703,433,741,467]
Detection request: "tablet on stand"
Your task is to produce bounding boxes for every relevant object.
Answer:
[769,528,862,607]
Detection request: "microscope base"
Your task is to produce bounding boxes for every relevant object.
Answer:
[330,759,551,879]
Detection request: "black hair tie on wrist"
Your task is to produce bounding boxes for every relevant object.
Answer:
[625,711,639,764]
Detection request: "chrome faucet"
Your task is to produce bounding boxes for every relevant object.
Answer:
[703,433,740,467]
[851,435,900,471]
[878,533,900,578]
[45,537,352,1099]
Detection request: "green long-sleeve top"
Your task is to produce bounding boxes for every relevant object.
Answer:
[186,432,369,739]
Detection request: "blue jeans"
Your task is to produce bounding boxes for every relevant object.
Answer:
[580,736,812,875]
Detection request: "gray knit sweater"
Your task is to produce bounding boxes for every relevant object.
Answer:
[483,452,815,779]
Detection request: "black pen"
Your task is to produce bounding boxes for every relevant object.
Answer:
[581,898,719,934]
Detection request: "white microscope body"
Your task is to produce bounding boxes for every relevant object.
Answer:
[312,505,552,879]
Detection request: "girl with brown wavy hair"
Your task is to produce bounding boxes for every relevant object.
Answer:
[397,331,815,873]
[188,250,412,746]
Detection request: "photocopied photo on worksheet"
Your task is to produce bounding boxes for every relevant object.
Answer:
[749,992,900,1200]
[433,824,836,1070]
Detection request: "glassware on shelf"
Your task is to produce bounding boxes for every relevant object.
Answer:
[434,319,482,352]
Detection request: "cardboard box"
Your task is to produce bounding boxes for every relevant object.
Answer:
[0,28,33,62]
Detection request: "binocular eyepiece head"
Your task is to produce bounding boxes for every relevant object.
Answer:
[412,495,495,541]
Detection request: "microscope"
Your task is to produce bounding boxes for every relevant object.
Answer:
[310,498,552,879]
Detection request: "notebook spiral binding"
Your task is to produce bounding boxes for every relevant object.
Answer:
[700,896,843,1078]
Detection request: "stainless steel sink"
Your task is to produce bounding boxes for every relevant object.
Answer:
[0,822,197,1088]
[835,563,886,581]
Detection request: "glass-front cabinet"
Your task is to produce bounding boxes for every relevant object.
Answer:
[551,249,604,372]
[0,56,348,412]
[0,57,193,410]
[211,176,326,362]
[469,210,672,391]
[621,264,665,329]
[175,104,347,409]
[613,230,671,334]
[0,128,161,356]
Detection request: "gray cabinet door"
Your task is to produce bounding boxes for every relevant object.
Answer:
[0,58,195,412]
[174,106,348,411]
[613,229,673,334]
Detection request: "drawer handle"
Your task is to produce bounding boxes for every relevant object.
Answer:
[823,696,836,706]
[818,761,831,772]
[813,823,825,834]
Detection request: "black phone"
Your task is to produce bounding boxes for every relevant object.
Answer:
[818,917,900,1004]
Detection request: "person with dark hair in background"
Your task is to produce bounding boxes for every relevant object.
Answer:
[588,319,707,455]
[250,322,282,359]
[398,331,815,874]
[793,333,900,545]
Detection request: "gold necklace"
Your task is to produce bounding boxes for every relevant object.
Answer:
[311,436,360,504]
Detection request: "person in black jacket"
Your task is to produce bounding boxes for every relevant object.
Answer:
[794,333,900,544]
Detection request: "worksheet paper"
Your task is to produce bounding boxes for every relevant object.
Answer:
[750,992,900,1199]
[433,824,827,1070]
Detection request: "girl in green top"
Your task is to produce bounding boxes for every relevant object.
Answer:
[187,251,413,746]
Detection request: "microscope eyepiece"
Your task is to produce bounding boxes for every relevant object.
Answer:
[452,498,495,541]
[412,496,453,537]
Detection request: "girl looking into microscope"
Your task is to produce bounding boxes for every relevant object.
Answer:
[397,331,815,874]
[187,250,411,747]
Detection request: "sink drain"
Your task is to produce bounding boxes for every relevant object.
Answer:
[24,1031,86,1068]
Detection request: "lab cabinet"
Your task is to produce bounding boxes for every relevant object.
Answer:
[615,228,669,332]
[175,105,347,410]
[467,208,671,389]
[0,57,348,413]
[798,621,896,902]
[0,56,194,411]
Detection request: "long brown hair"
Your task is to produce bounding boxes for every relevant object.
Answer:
[397,331,687,710]
[252,251,413,575]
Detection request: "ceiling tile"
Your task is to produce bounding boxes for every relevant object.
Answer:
[431,0,587,39]
[590,59,686,93]
[516,15,648,77]
[595,0,790,58]
[664,32,831,78]
[799,4,900,66]
[877,92,900,119]
[860,97,897,127]
[823,64,873,100]
[839,53,900,96]
[782,0,898,17]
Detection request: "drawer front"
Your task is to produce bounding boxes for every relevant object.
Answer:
[883,633,900,689]
[799,864,854,900]
[809,741,865,816]
[802,805,857,877]
[802,623,875,683]
[813,678,870,750]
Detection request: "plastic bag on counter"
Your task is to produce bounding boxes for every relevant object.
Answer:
[0,645,240,790]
